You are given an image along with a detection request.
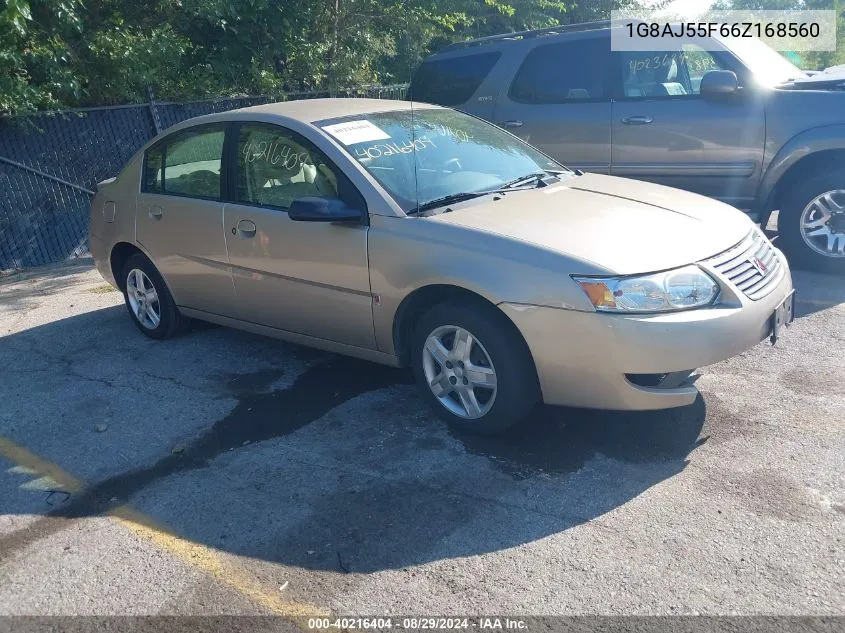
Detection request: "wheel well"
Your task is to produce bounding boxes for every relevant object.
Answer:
[110,242,143,290]
[767,149,845,228]
[392,285,532,370]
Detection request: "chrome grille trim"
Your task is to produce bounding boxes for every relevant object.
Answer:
[704,229,784,301]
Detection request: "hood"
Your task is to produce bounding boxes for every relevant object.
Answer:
[781,66,845,90]
[427,173,754,275]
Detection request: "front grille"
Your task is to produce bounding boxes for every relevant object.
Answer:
[704,229,784,301]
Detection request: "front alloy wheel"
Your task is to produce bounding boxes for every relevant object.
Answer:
[422,325,498,419]
[411,300,539,435]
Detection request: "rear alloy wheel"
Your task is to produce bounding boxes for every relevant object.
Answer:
[121,253,187,339]
[779,169,845,275]
[411,301,538,435]
[126,268,161,330]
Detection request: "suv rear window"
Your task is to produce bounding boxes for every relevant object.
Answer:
[411,52,501,106]
[509,37,610,103]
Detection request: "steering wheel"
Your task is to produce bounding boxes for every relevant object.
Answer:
[443,158,462,172]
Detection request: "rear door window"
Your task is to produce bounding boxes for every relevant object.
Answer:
[509,37,611,103]
[411,52,501,106]
[164,128,225,199]
[142,125,225,200]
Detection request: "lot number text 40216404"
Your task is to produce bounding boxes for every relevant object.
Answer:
[307,618,529,631]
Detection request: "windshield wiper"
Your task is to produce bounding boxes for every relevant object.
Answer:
[411,170,569,215]
[497,172,551,190]
[412,191,490,215]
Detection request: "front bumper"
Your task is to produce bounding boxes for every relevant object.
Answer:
[500,254,793,410]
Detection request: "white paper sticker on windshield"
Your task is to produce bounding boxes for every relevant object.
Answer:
[321,120,390,145]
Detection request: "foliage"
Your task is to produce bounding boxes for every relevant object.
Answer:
[5,0,841,115]
[713,0,845,70]
[0,0,642,115]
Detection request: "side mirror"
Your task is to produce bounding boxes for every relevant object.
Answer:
[288,197,362,223]
[700,70,739,96]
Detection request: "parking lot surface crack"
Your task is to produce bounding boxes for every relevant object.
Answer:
[30,357,408,520]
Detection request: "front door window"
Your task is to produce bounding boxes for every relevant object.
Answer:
[235,124,347,210]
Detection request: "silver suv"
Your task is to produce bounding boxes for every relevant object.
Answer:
[411,20,845,274]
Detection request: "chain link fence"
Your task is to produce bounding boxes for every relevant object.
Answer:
[0,84,408,272]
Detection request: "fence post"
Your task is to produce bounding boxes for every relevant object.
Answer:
[147,86,162,135]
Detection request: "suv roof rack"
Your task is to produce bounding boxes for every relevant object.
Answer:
[440,19,629,52]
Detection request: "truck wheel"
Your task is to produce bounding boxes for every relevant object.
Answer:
[778,168,845,274]
[411,300,539,435]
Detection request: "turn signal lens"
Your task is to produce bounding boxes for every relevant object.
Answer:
[577,281,616,309]
[573,266,719,313]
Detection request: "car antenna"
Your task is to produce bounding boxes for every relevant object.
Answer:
[407,36,421,215]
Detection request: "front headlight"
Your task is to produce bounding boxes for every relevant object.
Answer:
[573,265,720,313]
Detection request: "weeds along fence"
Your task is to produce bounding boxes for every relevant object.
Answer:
[0,84,408,271]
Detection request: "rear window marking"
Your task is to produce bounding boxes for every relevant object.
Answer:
[321,120,390,145]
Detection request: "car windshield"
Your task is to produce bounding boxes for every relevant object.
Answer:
[719,36,806,86]
[315,108,566,213]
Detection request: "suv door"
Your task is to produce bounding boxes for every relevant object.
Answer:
[611,43,765,209]
[136,124,235,315]
[223,123,375,349]
[492,34,613,174]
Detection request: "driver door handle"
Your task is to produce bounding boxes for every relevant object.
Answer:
[621,115,654,125]
[499,120,524,128]
[232,219,257,239]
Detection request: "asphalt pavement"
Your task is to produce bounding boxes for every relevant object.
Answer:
[0,259,843,616]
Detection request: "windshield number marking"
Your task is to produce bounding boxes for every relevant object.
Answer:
[355,136,436,160]
[428,124,474,143]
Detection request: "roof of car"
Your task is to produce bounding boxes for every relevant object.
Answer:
[212,98,442,124]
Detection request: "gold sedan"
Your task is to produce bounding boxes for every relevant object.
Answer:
[89,99,794,434]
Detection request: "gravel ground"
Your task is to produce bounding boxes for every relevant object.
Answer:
[0,258,842,617]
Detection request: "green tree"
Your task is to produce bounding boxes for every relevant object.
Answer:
[713,0,845,69]
[0,0,653,115]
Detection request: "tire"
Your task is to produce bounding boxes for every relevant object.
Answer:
[411,300,539,435]
[777,167,845,275]
[121,253,187,339]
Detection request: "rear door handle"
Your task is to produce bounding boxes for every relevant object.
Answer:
[149,205,163,220]
[232,219,257,239]
[499,120,524,128]
[621,115,654,125]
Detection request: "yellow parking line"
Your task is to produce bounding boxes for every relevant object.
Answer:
[0,436,327,618]
[0,438,84,494]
